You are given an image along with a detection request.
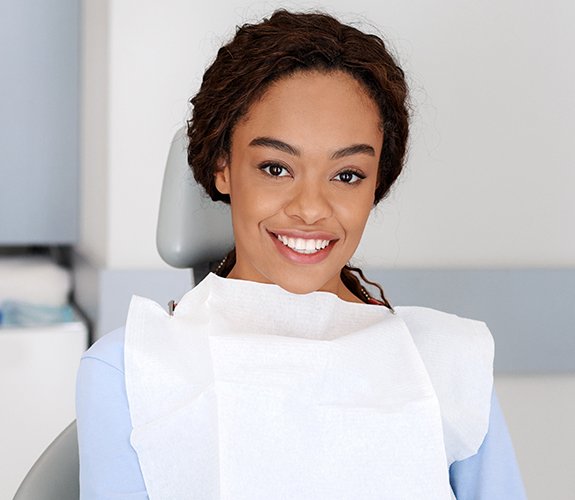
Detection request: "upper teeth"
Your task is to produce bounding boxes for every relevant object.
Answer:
[276,234,331,254]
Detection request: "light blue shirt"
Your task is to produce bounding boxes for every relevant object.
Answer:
[76,327,527,499]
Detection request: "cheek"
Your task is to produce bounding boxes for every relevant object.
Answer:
[334,186,375,235]
[230,180,283,231]
[343,205,372,239]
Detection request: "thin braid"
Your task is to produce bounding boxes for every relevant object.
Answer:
[341,264,394,311]
[211,248,236,277]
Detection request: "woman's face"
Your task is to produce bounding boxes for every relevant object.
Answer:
[215,70,383,300]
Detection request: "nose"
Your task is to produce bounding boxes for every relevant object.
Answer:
[283,180,333,225]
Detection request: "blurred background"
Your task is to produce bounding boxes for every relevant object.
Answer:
[0,0,573,498]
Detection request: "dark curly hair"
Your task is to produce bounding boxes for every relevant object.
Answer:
[187,9,410,309]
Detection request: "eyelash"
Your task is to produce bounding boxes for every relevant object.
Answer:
[259,162,290,178]
[258,162,366,184]
[334,169,366,184]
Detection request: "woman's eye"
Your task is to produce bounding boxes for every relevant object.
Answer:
[334,170,365,184]
[260,163,290,177]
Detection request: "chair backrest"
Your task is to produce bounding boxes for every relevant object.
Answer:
[13,420,79,500]
[156,126,234,270]
[14,129,228,498]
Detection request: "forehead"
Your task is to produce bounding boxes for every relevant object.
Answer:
[232,70,383,151]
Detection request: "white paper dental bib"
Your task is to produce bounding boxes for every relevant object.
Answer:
[124,273,494,500]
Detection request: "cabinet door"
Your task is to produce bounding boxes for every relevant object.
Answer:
[0,320,87,499]
[0,0,79,244]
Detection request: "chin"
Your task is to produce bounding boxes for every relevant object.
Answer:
[268,272,336,296]
[278,283,318,295]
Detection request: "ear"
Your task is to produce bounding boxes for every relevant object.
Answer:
[214,157,231,195]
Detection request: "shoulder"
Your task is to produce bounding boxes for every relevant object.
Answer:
[394,306,494,357]
[394,306,495,464]
[77,327,127,407]
[393,306,494,382]
[76,327,130,434]
[81,326,126,374]
[76,327,148,497]
[394,305,492,336]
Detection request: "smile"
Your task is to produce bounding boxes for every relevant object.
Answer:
[275,234,331,254]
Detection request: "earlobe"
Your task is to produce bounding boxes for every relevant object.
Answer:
[214,158,231,195]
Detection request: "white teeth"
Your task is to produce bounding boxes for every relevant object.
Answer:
[276,234,331,254]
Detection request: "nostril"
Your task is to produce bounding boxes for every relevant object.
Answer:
[283,192,333,224]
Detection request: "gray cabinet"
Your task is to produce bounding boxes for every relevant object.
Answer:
[0,0,79,244]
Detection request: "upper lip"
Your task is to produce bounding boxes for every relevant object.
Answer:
[268,229,339,241]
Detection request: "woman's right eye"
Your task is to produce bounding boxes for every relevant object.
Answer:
[259,162,290,178]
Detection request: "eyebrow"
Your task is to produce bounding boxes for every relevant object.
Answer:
[249,136,375,159]
[249,137,299,156]
[330,144,376,160]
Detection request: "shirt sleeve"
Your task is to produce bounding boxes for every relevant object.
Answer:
[449,389,527,500]
[76,327,148,499]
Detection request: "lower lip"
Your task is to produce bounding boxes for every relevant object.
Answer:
[269,232,336,264]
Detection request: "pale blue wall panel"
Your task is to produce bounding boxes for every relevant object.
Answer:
[0,0,80,244]
[367,269,575,374]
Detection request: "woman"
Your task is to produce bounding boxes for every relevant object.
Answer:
[76,9,526,499]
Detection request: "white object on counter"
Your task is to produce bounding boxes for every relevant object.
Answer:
[0,256,72,307]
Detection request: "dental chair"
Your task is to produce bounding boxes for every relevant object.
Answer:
[12,421,79,500]
[156,127,233,284]
[13,127,233,499]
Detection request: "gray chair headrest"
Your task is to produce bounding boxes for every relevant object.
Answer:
[156,127,234,268]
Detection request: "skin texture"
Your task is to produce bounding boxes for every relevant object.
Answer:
[214,70,383,302]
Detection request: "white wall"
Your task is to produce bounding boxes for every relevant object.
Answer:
[357,0,575,269]
[495,375,575,500]
[80,0,574,270]
[79,0,109,266]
